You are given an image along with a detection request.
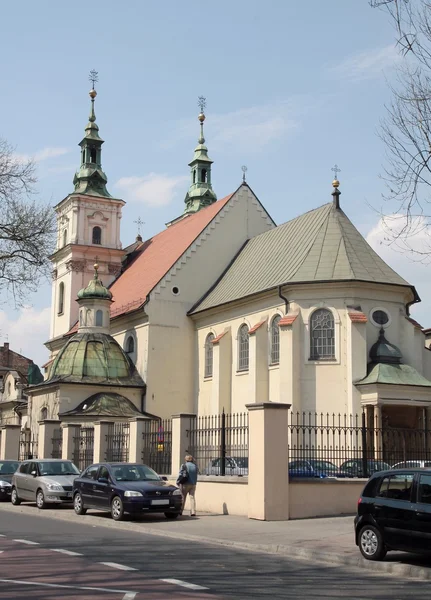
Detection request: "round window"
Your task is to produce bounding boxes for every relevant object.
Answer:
[371,309,390,327]
[172,286,180,296]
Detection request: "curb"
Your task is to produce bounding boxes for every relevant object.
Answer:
[0,504,430,581]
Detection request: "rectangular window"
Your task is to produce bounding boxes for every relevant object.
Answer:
[418,474,431,504]
[377,474,413,501]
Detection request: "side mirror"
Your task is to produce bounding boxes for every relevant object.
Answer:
[31,471,37,477]
[98,477,109,484]
[161,476,168,481]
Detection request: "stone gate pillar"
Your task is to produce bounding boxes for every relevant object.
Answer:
[171,413,196,476]
[0,425,21,460]
[38,420,61,459]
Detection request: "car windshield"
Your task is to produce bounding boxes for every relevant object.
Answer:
[309,461,338,471]
[39,461,80,476]
[0,461,19,475]
[112,464,161,482]
[234,458,248,468]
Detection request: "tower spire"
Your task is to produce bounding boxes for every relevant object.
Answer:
[183,96,217,215]
[72,71,111,198]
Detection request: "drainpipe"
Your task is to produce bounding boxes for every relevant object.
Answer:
[278,285,289,315]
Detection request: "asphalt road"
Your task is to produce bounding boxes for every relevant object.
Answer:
[0,508,430,599]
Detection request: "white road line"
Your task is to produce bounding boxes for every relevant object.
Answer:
[13,539,39,545]
[99,562,137,571]
[50,548,83,556]
[0,579,135,594]
[160,578,209,591]
[122,594,137,600]
[0,534,5,537]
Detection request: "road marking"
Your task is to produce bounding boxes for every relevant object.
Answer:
[0,579,135,594]
[0,534,5,537]
[122,594,137,600]
[50,548,83,556]
[160,578,209,591]
[99,562,137,571]
[13,539,39,545]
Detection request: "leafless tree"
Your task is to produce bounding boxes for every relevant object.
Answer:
[369,1,431,260]
[0,137,55,305]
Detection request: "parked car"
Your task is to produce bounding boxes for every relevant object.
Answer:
[391,460,431,469]
[339,459,390,478]
[205,457,248,476]
[11,459,80,508]
[355,467,431,560]
[288,459,348,479]
[0,460,20,501]
[73,462,183,521]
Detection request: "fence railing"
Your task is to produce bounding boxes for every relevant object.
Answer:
[19,431,38,461]
[142,419,172,475]
[51,428,62,459]
[106,422,130,462]
[288,411,431,478]
[73,426,94,472]
[187,411,249,476]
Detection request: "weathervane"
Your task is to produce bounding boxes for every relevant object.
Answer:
[331,164,341,180]
[134,217,145,237]
[89,69,99,90]
[198,96,207,113]
[241,165,248,183]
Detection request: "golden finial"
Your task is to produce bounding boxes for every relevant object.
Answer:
[198,96,206,122]
[89,70,98,99]
[89,89,97,99]
[331,164,341,188]
[93,258,99,278]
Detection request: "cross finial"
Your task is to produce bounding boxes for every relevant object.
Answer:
[331,164,341,179]
[198,96,207,113]
[241,165,248,183]
[89,69,99,90]
[134,217,145,237]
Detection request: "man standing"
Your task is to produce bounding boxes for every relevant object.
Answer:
[177,454,198,517]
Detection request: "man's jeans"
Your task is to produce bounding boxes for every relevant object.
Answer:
[181,484,196,515]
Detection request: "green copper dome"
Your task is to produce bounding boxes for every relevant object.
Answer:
[369,328,403,365]
[77,266,112,300]
[48,332,144,386]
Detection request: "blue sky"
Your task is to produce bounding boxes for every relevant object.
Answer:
[1,0,427,366]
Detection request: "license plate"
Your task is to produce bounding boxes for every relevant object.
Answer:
[67,492,72,498]
[151,499,169,506]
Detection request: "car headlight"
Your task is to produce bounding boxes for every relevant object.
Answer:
[0,481,11,487]
[46,483,62,492]
[124,491,143,497]
[172,488,182,496]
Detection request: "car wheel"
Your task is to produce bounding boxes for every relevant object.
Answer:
[164,512,179,519]
[11,488,21,506]
[359,525,387,561]
[73,492,87,515]
[36,489,47,510]
[111,496,124,521]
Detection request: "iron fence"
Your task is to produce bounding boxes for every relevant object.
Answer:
[187,411,249,476]
[288,411,431,478]
[51,428,63,459]
[19,430,38,461]
[142,419,172,475]
[106,422,130,462]
[73,426,94,472]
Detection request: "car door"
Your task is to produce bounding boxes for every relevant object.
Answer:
[14,462,30,500]
[91,466,112,508]
[26,462,40,500]
[78,465,99,505]
[372,473,416,549]
[410,472,431,551]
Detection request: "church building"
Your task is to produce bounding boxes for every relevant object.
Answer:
[23,82,431,444]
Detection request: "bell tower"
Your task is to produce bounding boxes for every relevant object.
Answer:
[49,72,125,342]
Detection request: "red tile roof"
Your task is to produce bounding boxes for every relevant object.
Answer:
[249,319,267,334]
[348,310,368,324]
[279,314,298,327]
[212,331,228,344]
[405,316,424,330]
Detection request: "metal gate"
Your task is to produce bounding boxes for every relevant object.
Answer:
[19,430,38,460]
[73,427,94,472]
[141,419,172,475]
[106,422,130,462]
[51,428,63,459]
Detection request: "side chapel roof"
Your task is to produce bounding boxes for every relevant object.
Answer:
[190,200,418,314]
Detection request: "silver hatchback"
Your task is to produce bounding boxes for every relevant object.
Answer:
[11,459,80,509]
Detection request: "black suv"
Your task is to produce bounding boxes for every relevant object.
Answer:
[355,468,431,560]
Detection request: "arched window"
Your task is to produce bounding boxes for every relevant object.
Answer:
[92,226,102,245]
[40,407,47,421]
[58,282,65,314]
[201,169,207,183]
[95,310,103,327]
[63,229,67,247]
[82,148,86,164]
[193,170,196,184]
[310,308,335,360]
[204,333,215,378]
[90,147,97,163]
[270,315,281,365]
[126,336,135,354]
[238,324,249,372]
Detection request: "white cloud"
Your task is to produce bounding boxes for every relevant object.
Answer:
[366,215,431,327]
[115,173,189,207]
[0,306,50,368]
[327,45,401,81]
[15,147,69,164]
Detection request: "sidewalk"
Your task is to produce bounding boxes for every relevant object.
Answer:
[1,504,431,581]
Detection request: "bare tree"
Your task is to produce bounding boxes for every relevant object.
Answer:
[370,1,431,259]
[0,137,55,305]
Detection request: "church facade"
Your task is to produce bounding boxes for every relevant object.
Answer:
[20,83,431,444]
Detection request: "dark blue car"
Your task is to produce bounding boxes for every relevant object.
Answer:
[288,459,348,479]
[73,462,183,521]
